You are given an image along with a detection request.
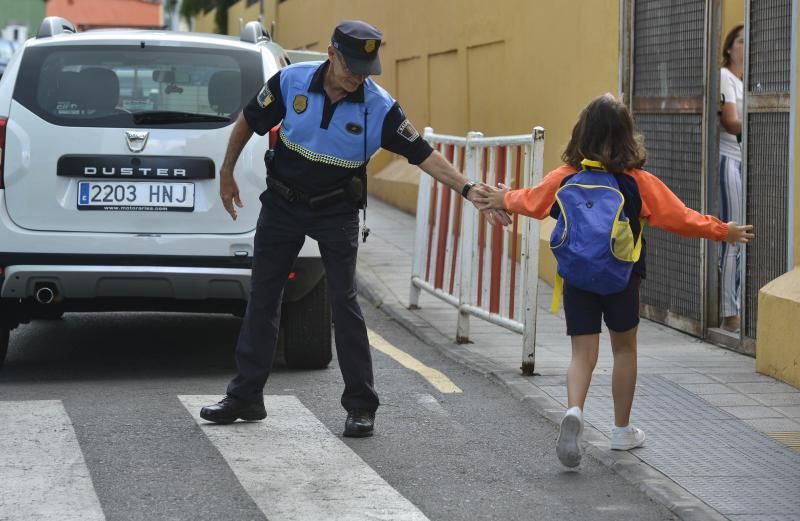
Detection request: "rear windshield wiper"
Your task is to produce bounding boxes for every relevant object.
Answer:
[133,111,231,124]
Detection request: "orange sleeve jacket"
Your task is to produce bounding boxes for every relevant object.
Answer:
[503,164,729,241]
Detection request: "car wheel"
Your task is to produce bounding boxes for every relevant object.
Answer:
[0,327,9,370]
[283,276,332,370]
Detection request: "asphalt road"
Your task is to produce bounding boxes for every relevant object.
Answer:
[0,299,677,521]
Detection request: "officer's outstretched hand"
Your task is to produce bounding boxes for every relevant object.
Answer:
[220,170,244,221]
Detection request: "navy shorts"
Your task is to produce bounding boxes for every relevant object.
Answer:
[563,275,641,336]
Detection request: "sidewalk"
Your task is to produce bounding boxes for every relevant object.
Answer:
[356,198,800,521]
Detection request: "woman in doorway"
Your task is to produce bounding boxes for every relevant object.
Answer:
[719,24,745,333]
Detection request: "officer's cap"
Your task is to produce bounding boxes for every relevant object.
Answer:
[331,20,383,76]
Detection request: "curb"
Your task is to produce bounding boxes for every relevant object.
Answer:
[356,261,728,521]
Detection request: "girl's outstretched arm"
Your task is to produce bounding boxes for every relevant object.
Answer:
[632,169,753,243]
[475,165,576,219]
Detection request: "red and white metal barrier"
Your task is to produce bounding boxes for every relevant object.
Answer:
[409,127,545,375]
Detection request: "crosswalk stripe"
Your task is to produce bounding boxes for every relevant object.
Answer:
[0,401,105,521]
[179,395,430,521]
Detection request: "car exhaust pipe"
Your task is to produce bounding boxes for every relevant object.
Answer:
[34,285,56,304]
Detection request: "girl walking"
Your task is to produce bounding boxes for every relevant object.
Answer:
[476,94,753,467]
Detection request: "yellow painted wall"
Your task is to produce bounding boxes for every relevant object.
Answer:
[227,1,263,36]
[795,10,800,267]
[757,269,800,388]
[193,8,215,33]
[755,6,799,388]
[722,0,745,43]
[429,51,464,135]
[195,1,269,34]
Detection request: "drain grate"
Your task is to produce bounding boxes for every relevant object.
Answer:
[768,432,800,453]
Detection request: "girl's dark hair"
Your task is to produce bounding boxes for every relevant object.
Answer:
[722,24,744,68]
[561,94,647,173]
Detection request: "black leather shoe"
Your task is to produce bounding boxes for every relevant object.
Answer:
[200,395,267,425]
[343,410,375,438]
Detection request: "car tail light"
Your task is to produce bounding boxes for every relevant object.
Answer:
[288,271,296,280]
[0,117,6,189]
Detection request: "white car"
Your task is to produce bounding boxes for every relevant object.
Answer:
[0,17,331,369]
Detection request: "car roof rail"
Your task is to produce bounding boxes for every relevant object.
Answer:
[240,21,271,44]
[37,17,76,39]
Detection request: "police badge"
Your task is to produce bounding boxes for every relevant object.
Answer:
[293,95,308,114]
[364,39,376,53]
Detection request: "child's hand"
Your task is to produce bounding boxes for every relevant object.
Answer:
[726,222,754,244]
[482,208,512,226]
[475,183,510,210]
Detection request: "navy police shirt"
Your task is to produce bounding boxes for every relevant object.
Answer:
[243,60,433,197]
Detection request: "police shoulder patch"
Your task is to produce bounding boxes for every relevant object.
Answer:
[397,119,419,142]
[293,94,308,114]
[256,84,274,108]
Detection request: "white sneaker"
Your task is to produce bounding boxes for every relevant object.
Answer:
[556,407,584,467]
[610,425,646,450]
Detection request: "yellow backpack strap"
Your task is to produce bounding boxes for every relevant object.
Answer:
[579,158,606,171]
[550,273,564,314]
[632,218,645,262]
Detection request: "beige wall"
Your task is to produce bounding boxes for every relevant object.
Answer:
[722,0,745,43]
[757,269,800,388]
[227,1,263,35]
[196,1,269,34]
[194,8,215,33]
[755,5,799,388]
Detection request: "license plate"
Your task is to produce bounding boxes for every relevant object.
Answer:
[78,181,194,211]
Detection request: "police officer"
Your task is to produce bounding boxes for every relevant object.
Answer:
[201,20,507,437]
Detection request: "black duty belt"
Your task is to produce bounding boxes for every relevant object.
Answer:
[267,176,359,210]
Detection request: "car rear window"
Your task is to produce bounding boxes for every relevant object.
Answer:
[13,44,264,129]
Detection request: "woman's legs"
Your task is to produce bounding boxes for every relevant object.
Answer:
[719,155,743,330]
[566,334,600,409]
[608,326,638,427]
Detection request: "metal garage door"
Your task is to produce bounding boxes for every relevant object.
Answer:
[623,0,718,337]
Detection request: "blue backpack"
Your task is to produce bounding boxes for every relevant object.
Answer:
[549,159,643,312]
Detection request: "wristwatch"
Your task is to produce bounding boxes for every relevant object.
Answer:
[461,181,477,199]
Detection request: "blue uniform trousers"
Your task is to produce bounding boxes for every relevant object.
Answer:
[226,189,379,413]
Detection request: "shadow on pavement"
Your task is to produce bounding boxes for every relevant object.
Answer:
[0,312,250,383]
